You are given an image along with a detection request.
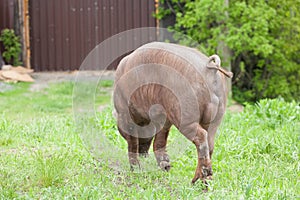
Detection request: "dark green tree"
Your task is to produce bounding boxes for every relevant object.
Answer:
[156,0,300,102]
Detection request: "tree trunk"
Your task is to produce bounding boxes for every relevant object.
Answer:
[16,0,30,68]
[217,0,232,97]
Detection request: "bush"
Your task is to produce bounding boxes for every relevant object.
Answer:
[0,29,22,66]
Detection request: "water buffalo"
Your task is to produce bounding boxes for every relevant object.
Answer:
[113,42,232,184]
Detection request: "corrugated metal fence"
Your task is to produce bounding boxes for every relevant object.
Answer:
[29,0,157,71]
[0,0,16,53]
[0,0,15,30]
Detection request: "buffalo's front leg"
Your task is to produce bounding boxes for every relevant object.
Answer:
[138,137,153,157]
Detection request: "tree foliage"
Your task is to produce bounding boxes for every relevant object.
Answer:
[0,29,22,66]
[156,0,300,102]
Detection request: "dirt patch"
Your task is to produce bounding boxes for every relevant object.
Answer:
[0,82,15,92]
[30,70,115,92]
[228,103,244,113]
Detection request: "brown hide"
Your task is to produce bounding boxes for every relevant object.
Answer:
[113,42,232,185]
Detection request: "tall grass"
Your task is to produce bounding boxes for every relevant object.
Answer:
[0,82,299,199]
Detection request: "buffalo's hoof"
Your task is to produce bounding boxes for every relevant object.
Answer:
[129,159,141,171]
[159,161,171,171]
[191,166,213,184]
[202,166,213,179]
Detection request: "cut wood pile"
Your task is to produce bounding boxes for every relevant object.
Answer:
[0,65,34,82]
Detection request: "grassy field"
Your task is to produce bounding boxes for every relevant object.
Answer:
[0,81,299,199]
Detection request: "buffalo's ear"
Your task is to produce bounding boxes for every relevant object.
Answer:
[207,55,221,67]
[206,55,221,76]
[206,54,233,78]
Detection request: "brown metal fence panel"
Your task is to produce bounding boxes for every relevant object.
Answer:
[29,0,157,71]
[0,0,15,31]
[0,0,16,53]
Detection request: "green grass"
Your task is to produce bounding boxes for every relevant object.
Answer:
[0,81,299,199]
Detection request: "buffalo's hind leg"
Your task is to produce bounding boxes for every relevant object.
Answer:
[153,122,172,171]
[127,135,140,170]
[193,125,212,184]
[181,123,212,184]
[117,117,140,170]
